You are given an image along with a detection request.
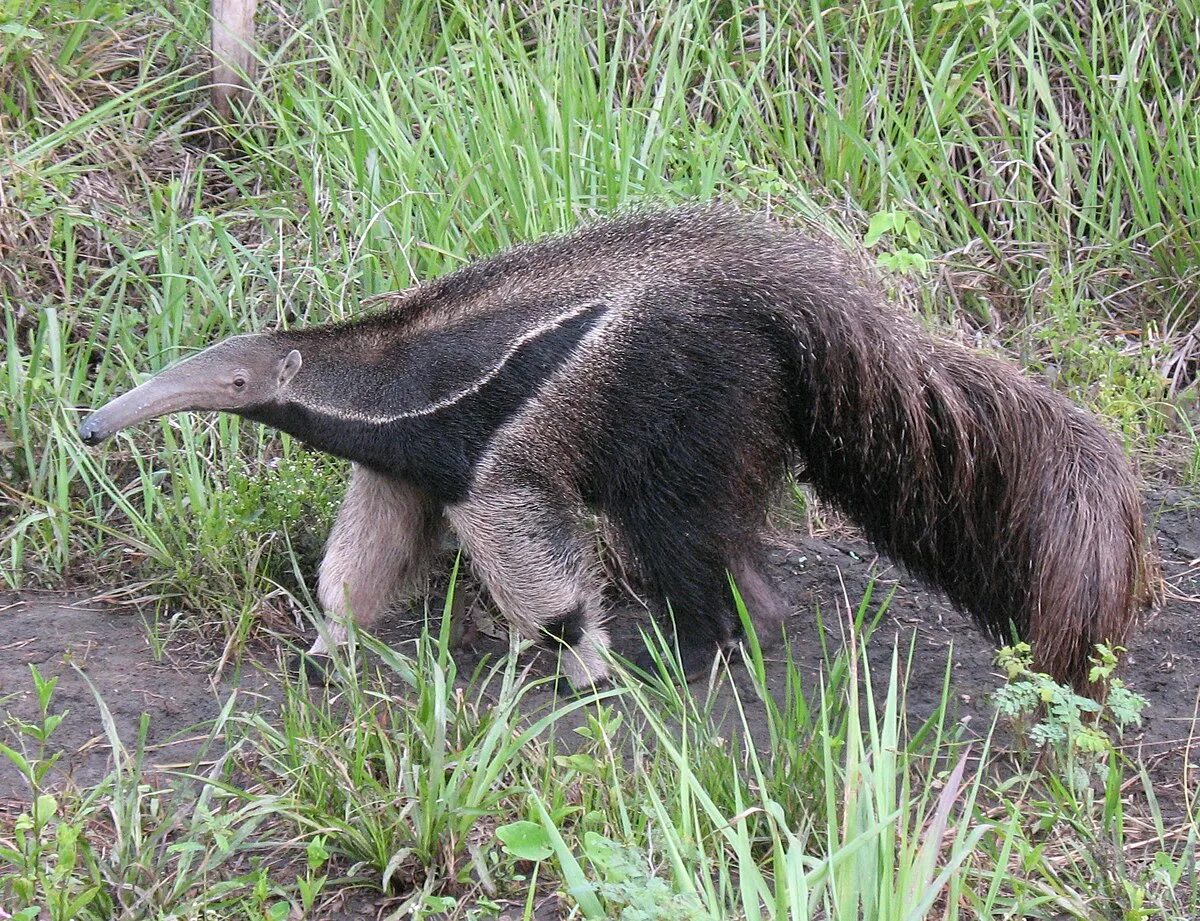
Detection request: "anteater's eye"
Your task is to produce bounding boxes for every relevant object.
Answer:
[233,376,247,389]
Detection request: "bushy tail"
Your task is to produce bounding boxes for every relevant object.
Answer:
[781,269,1160,691]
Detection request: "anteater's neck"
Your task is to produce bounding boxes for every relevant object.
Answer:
[244,387,413,471]
[241,323,441,487]
[237,299,611,503]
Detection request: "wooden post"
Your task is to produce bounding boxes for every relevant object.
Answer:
[211,0,258,118]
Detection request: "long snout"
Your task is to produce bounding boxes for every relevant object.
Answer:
[79,358,220,445]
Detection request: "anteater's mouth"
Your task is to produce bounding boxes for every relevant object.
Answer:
[78,415,110,445]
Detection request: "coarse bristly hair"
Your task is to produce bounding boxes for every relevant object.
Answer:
[82,205,1161,693]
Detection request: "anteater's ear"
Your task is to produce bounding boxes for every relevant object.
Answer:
[277,349,302,387]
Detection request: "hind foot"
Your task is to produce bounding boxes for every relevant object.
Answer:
[629,633,733,684]
[730,556,790,647]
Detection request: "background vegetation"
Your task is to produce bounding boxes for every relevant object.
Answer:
[2,0,1197,917]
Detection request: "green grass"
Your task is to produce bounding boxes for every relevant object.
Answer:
[1,584,1195,918]
[2,0,1199,917]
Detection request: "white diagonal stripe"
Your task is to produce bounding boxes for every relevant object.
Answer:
[293,300,612,425]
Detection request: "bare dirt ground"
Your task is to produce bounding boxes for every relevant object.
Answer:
[2,490,1197,807]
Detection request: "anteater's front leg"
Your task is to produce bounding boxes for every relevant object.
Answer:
[309,463,443,656]
[448,483,611,688]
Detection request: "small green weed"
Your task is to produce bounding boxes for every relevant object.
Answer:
[991,642,1147,761]
[984,644,1195,917]
[1,792,107,921]
[0,668,108,919]
[988,642,1147,796]
[578,832,710,921]
[864,210,930,276]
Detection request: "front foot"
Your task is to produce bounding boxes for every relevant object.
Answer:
[293,620,350,685]
[288,650,336,685]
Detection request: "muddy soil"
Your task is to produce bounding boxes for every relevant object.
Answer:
[0,597,281,794]
[2,492,1197,805]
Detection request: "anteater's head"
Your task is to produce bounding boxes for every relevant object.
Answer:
[79,335,303,445]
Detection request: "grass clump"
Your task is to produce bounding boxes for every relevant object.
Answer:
[214,588,997,919]
[1,582,1195,918]
[0,665,277,919]
[1026,274,1173,448]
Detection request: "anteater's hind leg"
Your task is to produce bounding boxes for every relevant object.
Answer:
[628,544,739,679]
[729,544,790,645]
[626,539,788,679]
[615,492,786,680]
[447,481,611,688]
[309,463,443,657]
[612,493,737,678]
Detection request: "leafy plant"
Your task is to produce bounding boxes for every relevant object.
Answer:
[579,832,709,921]
[223,449,345,578]
[864,211,930,275]
[991,642,1148,762]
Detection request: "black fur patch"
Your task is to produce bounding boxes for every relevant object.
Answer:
[256,301,608,503]
[540,604,585,648]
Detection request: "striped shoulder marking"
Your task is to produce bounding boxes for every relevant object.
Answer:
[297,300,614,426]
